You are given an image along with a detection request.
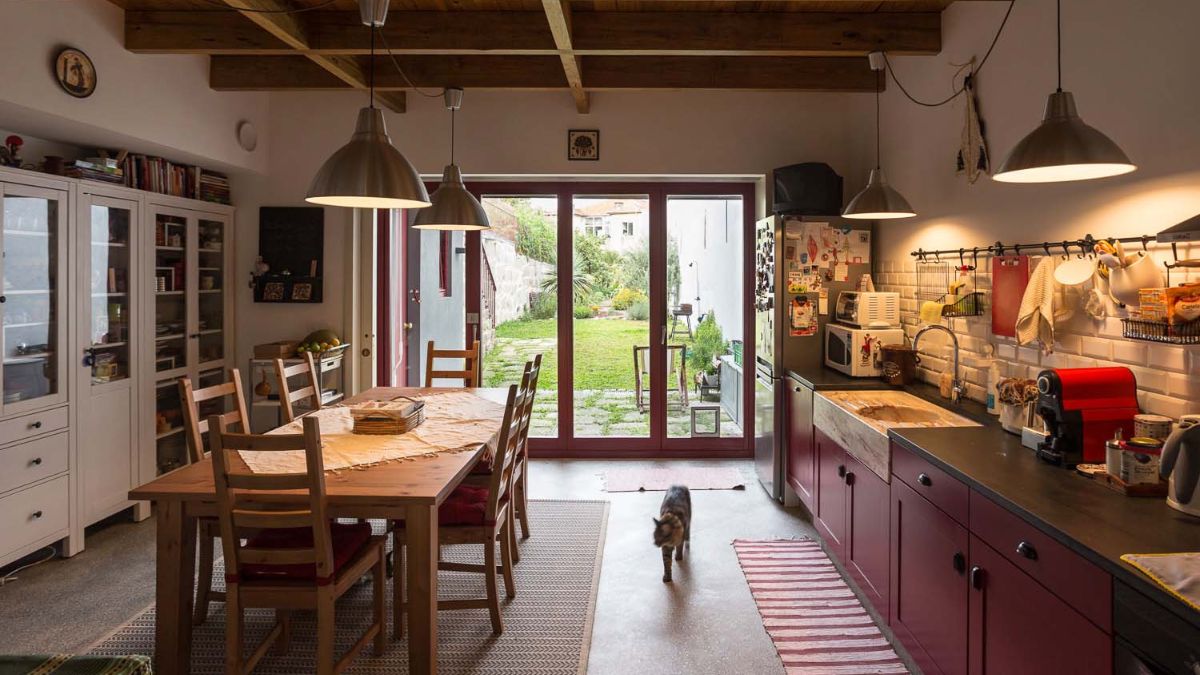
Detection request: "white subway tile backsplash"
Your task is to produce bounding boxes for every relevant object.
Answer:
[1080,337,1112,360]
[1111,341,1148,365]
[1148,346,1188,373]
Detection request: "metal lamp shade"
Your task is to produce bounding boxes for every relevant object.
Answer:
[994,91,1135,183]
[843,168,916,220]
[306,107,431,209]
[411,164,490,231]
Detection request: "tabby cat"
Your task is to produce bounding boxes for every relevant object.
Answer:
[652,485,691,583]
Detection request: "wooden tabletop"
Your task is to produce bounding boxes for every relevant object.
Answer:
[128,387,509,506]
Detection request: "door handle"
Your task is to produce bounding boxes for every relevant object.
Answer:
[970,565,984,590]
[844,471,855,486]
[661,325,667,345]
[837,464,846,478]
[403,322,413,331]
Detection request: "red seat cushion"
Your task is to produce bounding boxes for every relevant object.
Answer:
[396,484,503,529]
[237,521,373,584]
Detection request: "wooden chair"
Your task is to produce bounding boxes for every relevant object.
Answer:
[393,380,527,637]
[209,414,387,675]
[274,352,322,424]
[424,340,480,387]
[511,354,541,547]
[178,369,251,626]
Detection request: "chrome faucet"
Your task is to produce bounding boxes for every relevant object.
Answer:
[913,324,964,404]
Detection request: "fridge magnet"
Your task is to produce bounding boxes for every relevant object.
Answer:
[818,287,829,315]
[834,262,850,282]
[789,295,817,337]
[848,229,871,264]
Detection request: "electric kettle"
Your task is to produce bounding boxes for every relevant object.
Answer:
[1161,414,1200,518]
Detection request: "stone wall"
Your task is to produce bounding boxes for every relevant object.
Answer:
[482,234,553,327]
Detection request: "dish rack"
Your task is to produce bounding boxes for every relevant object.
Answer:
[916,251,986,318]
[1121,318,1200,345]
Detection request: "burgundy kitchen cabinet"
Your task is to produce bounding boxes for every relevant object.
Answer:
[814,427,848,560]
[968,534,1111,675]
[890,477,970,675]
[785,381,815,510]
[844,453,890,618]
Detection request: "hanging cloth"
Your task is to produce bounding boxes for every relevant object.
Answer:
[957,73,990,183]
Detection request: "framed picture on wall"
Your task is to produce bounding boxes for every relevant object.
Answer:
[568,129,599,161]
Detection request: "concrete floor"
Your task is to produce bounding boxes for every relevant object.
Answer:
[0,459,910,674]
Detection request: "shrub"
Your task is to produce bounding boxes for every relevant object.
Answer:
[524,291,556,320]
[688,311,727,375]
[573,304,597,320]
[611,287,647,310]
[626,298,650,321]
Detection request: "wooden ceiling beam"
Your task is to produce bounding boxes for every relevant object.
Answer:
[127,10,940,56]
[541,0,590,114]
[216,0,405,112]
[210,54,878,91]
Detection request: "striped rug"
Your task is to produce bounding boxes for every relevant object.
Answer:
[733,539,909,675]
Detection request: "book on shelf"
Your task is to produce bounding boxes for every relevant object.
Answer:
[119,154,231,205]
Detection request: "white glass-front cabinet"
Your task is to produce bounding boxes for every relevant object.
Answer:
[142,203,233,476]
[77,189,141,525]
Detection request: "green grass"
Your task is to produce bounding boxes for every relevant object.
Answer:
[485,317,692,391]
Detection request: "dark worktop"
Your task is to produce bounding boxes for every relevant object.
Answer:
[785,365,899,391]
[889,416,1200,629]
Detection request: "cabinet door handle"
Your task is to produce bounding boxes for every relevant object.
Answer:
[1016,541,1038,561]
[970,565,984,590]
[844,472,855,486]
[30,421,42,429]
[953,552,966,574]
[917,472,932,487]
[31,510,43,520]
[837,464,846,478]
[30,457,42,466]
[0,295,6,303]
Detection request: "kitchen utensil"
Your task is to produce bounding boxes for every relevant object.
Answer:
[1054,254,1097,287]
[991,255,1030,338]
[1110,251,1165,306]
[1034,367,1140,466]
[1161,414,1200,517]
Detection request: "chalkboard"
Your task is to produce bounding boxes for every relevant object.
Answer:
[254,207,324,303]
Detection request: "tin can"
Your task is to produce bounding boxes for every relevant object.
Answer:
[1119,437,1163,485]
[1134,414,1174,441]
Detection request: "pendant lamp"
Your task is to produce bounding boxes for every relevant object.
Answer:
[306,0,430,209]
[844,53,915,220]
[413,88,491,231]
[993,0,1134,183]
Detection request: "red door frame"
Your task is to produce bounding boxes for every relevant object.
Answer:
[439,180,756,459]
[375,208,407,386]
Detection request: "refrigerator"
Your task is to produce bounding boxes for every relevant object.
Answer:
[753,214,874,501]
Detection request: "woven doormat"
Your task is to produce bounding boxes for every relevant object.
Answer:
[91,500,608,674]
[601,466,746,492]
[733,539,909,675]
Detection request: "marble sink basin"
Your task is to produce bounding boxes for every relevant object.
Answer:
[814,390,980,482]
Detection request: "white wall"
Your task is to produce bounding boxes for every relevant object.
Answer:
[873,0,1200,418]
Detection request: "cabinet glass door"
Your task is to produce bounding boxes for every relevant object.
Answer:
[196,218,226,367]
[88,202,133,384]
[153,211,190,375]
[1,186,65,409]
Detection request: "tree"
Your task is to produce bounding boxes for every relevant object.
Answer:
[573,231,621,300]
[509,198,556,264]
[541,260,594,303]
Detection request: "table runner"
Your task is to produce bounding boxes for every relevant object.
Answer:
[240,389,507,474]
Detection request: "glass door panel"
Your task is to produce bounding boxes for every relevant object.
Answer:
[664,196,746,439]
[153,213,189,374]
[88,203,132,384]
[2,191,62,407]
[478,196,559,437]
[571,195,650,438]
[197,218,226,366]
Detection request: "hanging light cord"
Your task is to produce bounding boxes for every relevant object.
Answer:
[874,68,881,169]
[1056,0,1063,92]
[882,0,1016,108]
[374,26,445,99]
[450,106,456,165]
[367,21,375,108]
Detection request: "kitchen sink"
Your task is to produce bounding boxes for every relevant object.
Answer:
[813,390,980,482]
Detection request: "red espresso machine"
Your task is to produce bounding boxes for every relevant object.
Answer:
[1035,367,1140,466]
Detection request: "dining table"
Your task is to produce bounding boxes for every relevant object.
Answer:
[127,386,509,675]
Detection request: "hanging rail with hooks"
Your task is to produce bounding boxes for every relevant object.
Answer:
[910,234,1161,262]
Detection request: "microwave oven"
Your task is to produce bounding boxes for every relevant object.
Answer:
[825,324,906,377]
[834,291,900,328]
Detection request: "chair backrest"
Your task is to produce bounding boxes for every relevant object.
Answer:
[484,379,529,522]
[514,354,542,461]
[208,414,336,586]
[424,340,480,387]
[179,369,250,464]
[275,352,322,423]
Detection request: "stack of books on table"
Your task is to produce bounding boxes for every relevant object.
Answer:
[64,158,124,185]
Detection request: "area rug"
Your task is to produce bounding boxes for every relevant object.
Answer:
[733,539,909,675]
[601,466,746,492]
[90,500,608,674]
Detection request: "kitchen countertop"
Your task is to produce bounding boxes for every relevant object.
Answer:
[785,365,898,391]
[889,417,1200,629]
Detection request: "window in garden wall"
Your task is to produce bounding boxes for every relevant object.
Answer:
[477,196,559,438]
[572,195,651,438]
[665,196,745,439]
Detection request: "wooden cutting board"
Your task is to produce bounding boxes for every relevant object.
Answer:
[992,255,1030,337]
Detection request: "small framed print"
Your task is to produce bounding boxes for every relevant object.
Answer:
[262,282,286,301]
[568,129,599,161]
[291,282,313,302]
[55,48,97,98]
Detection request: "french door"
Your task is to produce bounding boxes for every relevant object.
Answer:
[461,182,755,458]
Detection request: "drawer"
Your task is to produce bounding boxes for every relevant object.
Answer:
[0,475,69,559]
[890,440,969,524]
[0,407,69,447]
[970,490,1112,632]
[0,432,68,494]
